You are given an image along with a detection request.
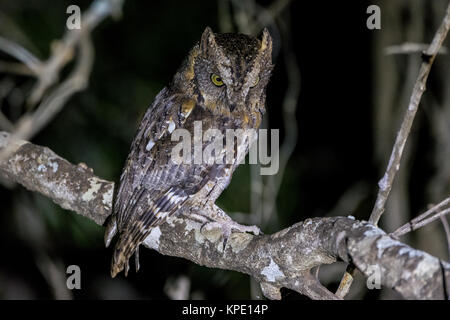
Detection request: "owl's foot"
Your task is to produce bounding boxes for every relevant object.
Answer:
[200,219,261,249]
[188,204,261,248]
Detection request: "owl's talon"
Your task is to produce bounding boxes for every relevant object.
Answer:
[201,219,260,251]
[124,261,130,277]
[225,221,261,236]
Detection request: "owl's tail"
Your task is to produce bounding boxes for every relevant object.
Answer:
[110,232,140,278]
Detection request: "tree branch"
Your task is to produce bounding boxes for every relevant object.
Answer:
[1,131,449,300]
[0,0,125,163]
[0,131,112,225]
[336,2,450,299]
[370,2,450,226]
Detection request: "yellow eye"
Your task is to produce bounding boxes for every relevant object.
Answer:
[250,76,259,88]
[211,74,224,87]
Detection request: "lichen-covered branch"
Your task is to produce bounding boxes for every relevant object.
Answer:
[0,132,112,225]
[0,131,449,300]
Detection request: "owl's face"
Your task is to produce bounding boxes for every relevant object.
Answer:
[177,27,273,124]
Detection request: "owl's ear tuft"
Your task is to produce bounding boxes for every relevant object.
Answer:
[201,26,217,55]
[259,27,273,55]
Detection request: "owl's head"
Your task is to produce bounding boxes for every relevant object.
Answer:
[177,27,273,122]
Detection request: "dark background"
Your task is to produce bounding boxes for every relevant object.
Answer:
[0,0,448,299]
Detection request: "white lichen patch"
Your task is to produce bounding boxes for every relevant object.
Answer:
[261,259,285,282]
[82,177,103,201]
[414,254,438,277]
[49,160,59,173]
[37,176,76,210]
[165,216,184,228]
[402,269,412,280]
[398,246,423,259]
[271,227,290,239]
[378,173,389,191]
[398,246,439,278]
[143,227,162,250]
[363,226,385,237]
[102,185,113,206]
[37,164,47,172]
[376,236,401,259]
[201,223,223,243]
[183,219,205,244]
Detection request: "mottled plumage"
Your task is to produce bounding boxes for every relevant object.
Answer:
[105,27,273,277]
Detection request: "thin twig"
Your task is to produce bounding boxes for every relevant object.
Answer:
[0,61,36,76]
[27,35,94,138]
[392,206,450,237]
[411,197,450,225]
[369,3,450,226]
[0,35,94,163]
[335,265,356,299]
[337,2,450,299]
[28,0,124,106]
[385,42,448,55]
[0,36,42,74]
[0,0,124,162]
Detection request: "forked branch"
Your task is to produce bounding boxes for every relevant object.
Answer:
[0,131,448,300]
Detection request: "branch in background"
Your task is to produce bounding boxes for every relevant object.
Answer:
[385,42,448,55]
[392,198,450,237]
[0,0,125,163]
[27,0,124,106]
[370,3,450,226]
[1,131,449,300]
[0,36,42,74]
[0,132,112,225]
[336,2,450,299]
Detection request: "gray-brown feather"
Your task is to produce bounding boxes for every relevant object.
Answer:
[108,26,273,277]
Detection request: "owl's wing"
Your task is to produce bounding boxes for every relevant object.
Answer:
[114,88,196,227]
[110,88,206,277]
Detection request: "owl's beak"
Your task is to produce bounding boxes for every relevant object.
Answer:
[227,88,246,113]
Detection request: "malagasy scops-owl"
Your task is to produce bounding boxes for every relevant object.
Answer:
[105,27,273,277]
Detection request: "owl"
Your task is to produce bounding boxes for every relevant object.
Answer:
[104,27,273,277]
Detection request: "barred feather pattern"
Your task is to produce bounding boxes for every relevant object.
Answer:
[109,89,247,277]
